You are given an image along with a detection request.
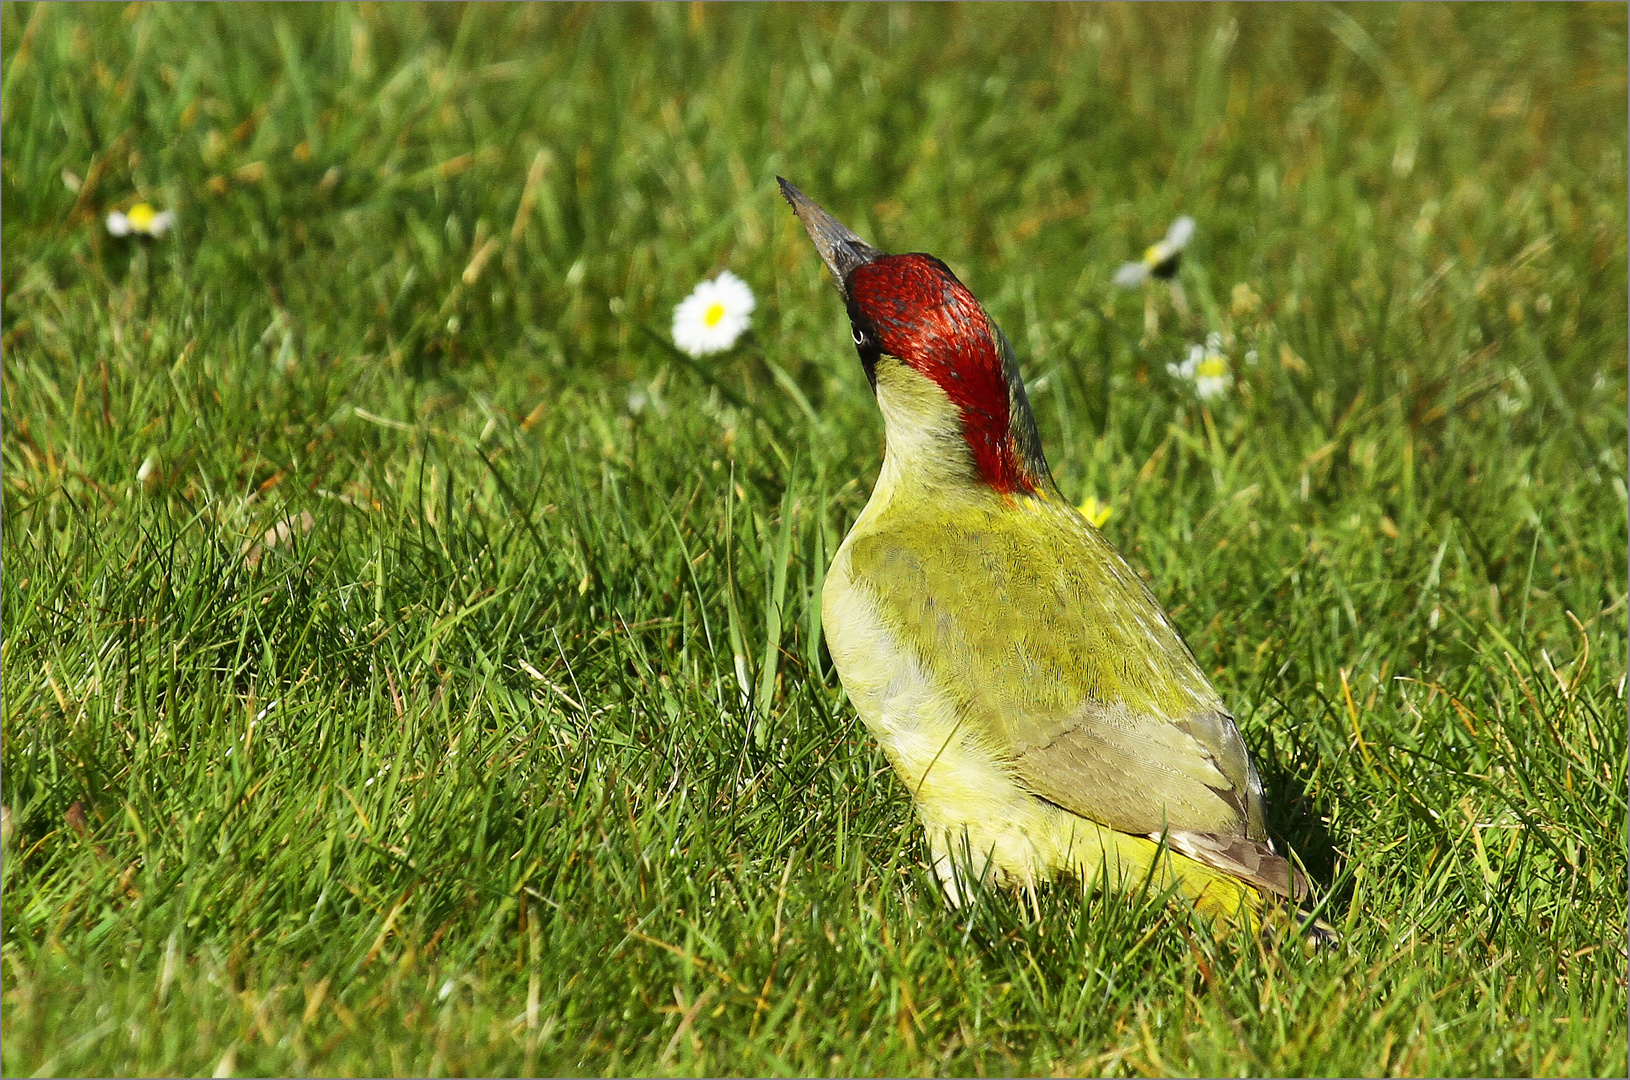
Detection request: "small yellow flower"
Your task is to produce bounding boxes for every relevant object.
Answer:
[1230,282,1262,318]
[1114,215,1195,287]
[1077,495,1113,528]
[672,270,755,357]
[107,202,176,238]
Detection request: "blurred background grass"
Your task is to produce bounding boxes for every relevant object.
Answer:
[2,2,1626,1076]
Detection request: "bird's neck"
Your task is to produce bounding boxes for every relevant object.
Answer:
[871,359,1055,505]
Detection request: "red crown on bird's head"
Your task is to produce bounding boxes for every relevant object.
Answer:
[848,253,1044,497]
[777,177,1052,498]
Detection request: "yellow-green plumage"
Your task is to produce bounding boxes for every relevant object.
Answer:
[779,178,1302,927]
[824,361,1281,921]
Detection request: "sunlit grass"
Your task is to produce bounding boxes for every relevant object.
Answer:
[2,3,1625,1076]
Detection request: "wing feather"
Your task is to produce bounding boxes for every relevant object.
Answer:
[1163,830,1308,901]
[848,496,1277,856]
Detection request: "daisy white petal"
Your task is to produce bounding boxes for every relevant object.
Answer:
[1165,215,1196,250]
[1173,339,1233,401]
[1113,261,1150,288]
[108,201,176,238]
[1121,215,1197,283]
[1195,370,1231,400]
[673,270,756,357]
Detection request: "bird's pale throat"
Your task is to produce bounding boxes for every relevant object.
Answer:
[850,254,1041,495]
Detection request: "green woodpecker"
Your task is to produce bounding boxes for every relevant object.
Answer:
[779,178,1307,924]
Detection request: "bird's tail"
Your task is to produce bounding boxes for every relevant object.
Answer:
[1064,825,1336,941]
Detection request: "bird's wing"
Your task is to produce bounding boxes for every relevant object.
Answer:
[846,497,1305,898]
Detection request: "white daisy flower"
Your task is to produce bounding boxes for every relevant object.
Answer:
[107,202,176,238]
[1167,333,1232,400]
[1114,215,1195,287]
[672,270,755,357]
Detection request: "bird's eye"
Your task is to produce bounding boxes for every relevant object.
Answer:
[852,327,867,346]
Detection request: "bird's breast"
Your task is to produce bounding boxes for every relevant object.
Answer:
[823,526,1031,824]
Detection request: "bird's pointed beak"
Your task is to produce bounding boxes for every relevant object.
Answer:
[777,177,884,300]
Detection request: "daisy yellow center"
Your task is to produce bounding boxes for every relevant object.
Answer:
[703,302,726,327]
[127,204,157,231]
[1196,355,1227,379]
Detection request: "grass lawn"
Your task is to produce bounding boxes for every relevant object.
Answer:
[2,3,1626,1075]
